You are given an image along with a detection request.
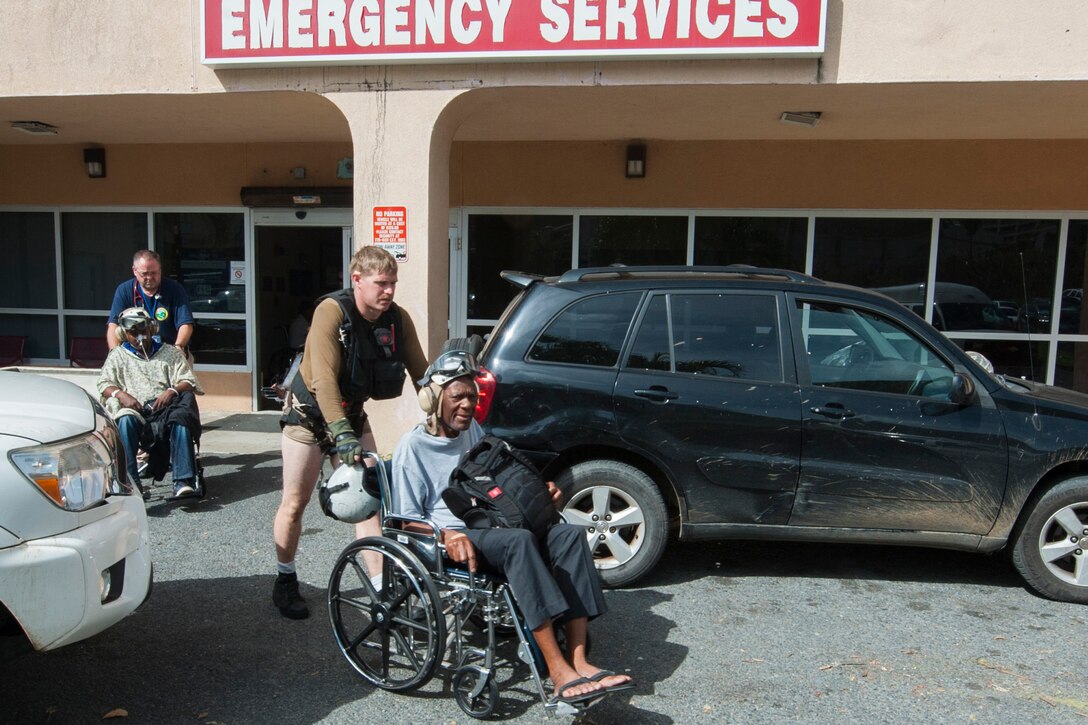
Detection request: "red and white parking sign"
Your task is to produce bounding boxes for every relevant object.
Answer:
[373,206,407,262]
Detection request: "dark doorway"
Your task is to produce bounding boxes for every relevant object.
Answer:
[255,226,345,410]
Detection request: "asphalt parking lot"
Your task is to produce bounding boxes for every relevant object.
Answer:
[3,412,1088,724]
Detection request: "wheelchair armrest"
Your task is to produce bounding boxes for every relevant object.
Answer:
[381,514,447,575]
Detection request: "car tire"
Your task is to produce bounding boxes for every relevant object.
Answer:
[557,460,668,588]
[1010,476,1088,604]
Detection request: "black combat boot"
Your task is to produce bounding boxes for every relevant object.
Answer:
[272,572,310,619]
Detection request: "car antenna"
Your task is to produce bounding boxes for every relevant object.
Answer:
[1019,251,1042,430]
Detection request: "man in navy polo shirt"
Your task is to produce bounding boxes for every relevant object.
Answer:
[107,250,195,355]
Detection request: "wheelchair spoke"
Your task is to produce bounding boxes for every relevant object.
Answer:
[389,629,425,670]
[347,621,379,650]
[332,593,372,615]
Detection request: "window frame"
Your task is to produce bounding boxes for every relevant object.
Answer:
[0,204,251,371]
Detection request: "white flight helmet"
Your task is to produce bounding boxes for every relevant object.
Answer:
[318,463,380,523]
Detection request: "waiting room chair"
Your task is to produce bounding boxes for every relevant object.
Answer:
[0,336,26,366]
[69,337,110,368]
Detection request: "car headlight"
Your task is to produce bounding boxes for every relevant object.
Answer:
[11,432,116,511]
[92,403,131,494]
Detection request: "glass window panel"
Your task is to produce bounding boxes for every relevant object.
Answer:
[798,300,954,398]
[156,212,246,313]
[578,215,686,268]
[953,339,1049,383]
[694,216,807,270]
[190,317,246,366]
[0,212,57,308]
[1056,341,1088,393]
[813,217,932,289]
[528,293,639,367]
[66,315,107,340]
[626,295,670,371]
[466,215,572,320]
[937,219,1060,333]
[1060,220,1088,335]
[670,294,782,382]
[0,314,59,359]
[467,324,495,341]
[62,212,147,310]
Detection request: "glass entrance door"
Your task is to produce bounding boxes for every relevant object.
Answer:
[253,211,351,410]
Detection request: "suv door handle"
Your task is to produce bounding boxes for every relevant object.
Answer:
[810,403,855,420]
[634,386,678,402]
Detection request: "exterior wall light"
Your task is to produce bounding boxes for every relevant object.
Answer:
[625,143,646,178]
[83,148,106,178]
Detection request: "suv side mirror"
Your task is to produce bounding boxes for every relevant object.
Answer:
[949,372,976,406]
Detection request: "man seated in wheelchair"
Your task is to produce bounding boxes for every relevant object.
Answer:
[390,350,634,704]
[97,306,202,500]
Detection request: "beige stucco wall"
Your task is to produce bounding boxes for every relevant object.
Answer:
[2,1,1087,95]
[452,139,1088,211]
[0,142,351,206]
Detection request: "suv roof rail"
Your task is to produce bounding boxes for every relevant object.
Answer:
[556,265,824,285]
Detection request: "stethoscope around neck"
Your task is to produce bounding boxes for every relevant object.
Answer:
[133,281,161,316]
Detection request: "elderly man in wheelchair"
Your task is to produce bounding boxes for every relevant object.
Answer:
[97,306,203,500]
[323,350,633,718]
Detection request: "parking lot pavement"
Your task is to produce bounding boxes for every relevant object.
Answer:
[3,417,1088,724]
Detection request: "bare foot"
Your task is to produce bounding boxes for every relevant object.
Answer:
[577,666,633,690]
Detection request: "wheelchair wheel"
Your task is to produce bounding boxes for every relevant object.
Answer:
[453,665,499,719]
[328,536,446,692]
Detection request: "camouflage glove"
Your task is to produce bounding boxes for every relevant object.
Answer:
[328,418,363,464]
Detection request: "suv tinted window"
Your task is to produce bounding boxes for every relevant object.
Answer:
[626,293,782,382]
[528,292,639,366]
[799,300,955,398]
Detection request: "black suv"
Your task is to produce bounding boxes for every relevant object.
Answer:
[467,265,1088,604]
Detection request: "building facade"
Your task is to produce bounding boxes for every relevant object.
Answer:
[2,1,1087,451]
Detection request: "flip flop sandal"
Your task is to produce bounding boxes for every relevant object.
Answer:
[551,676,603,704]
[587,669,636,692]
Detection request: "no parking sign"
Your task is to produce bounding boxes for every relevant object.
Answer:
[373,206,407,262]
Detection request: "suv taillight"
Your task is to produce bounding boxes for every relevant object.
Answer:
[475,367,496,423]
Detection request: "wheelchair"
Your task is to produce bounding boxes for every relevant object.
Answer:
[326,452,610,719]
[136,439,206,499]
[132,414,206,500]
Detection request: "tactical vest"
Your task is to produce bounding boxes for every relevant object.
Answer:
[324,288,407,402]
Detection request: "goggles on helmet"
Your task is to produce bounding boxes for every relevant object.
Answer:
[118,307,154,334]
[417,350,480,387]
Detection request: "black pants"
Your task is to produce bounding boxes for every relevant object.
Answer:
[463,524,606,631]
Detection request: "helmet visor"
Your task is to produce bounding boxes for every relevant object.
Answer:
[418,350,480,386]
[118,309,153,335]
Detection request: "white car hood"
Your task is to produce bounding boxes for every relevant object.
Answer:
[0,373,95,444]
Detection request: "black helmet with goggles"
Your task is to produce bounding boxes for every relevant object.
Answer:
[417,350,480,387]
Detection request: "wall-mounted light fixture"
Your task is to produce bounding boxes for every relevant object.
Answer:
[779,111,822,127]
[625,143,646,178]
[83,147,106,178]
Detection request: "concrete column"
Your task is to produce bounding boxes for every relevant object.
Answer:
[326,88,467,453]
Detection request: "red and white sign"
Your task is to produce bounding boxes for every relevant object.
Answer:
[201,0,826,67]
[373,206,408,262]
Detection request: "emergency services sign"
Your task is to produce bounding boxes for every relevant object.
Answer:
[201,0,826,67]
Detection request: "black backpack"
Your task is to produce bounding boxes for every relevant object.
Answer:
[443,436,560,541]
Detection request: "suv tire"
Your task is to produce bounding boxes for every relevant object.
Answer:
[1010,476,1088,604]
[557,460,668,588]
